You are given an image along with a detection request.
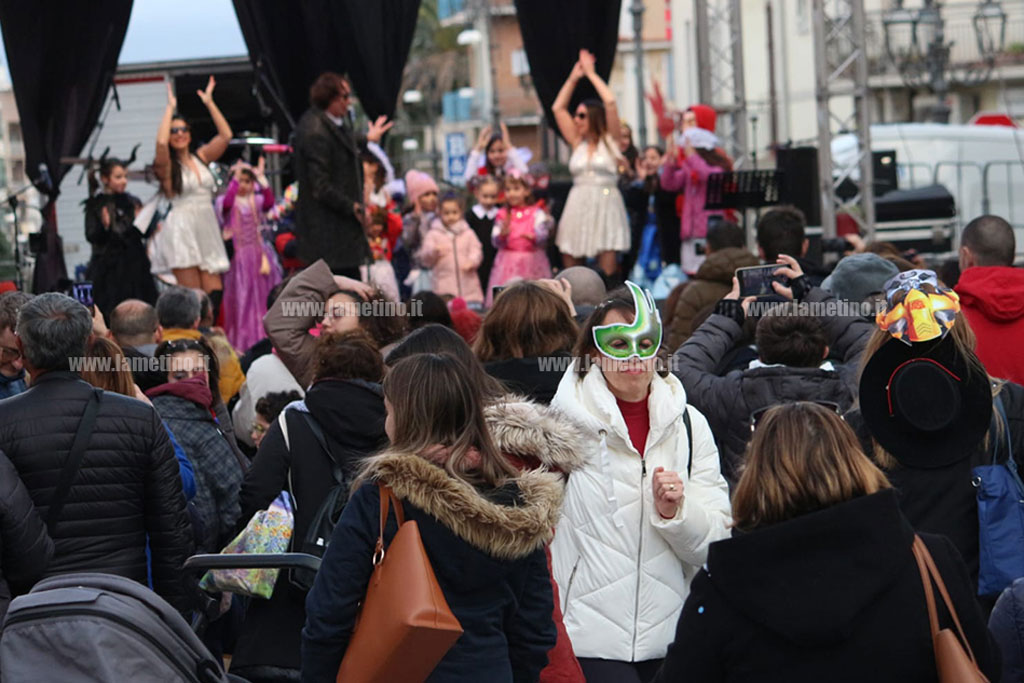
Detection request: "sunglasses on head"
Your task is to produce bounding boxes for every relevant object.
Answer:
[163,339,204,353]
[749,400,843,432]
[170,126,190,135]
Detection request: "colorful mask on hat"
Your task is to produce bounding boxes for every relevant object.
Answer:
[876,269,960,345]
[592,281,663,360]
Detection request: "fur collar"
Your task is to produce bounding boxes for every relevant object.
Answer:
[485,396,586,473]
[361,451,564,560]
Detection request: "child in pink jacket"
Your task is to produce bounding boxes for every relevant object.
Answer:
[660,126,730,274]
[417,193,484,305]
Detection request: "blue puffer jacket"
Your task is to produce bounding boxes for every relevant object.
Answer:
[990,577,1024,682]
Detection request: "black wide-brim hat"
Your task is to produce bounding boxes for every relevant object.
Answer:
[859,335,992,469]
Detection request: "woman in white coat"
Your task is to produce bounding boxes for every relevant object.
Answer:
[550,281,731,683]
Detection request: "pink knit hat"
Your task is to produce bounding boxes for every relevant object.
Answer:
[404,170,439,206]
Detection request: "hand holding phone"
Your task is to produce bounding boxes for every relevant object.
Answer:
[735,265,788,298]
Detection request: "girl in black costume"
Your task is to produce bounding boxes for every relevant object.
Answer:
[84,157,158,316]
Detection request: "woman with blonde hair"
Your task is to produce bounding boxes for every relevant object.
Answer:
[303,353,561,681]
[654,402,999,682]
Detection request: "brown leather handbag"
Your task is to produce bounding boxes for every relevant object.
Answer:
[336,483,464,683]
[912,536,989,683]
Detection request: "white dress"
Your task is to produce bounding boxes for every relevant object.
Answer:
[150,157,230,274]
[555,139,631,258]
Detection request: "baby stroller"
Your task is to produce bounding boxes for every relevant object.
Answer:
[0,553,320,683]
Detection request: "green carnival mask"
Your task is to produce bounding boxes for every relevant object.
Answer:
[592,281,663,361]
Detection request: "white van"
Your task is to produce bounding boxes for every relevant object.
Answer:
[833,123,1024,260]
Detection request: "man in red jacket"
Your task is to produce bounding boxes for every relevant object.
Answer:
[955,214,1024,384]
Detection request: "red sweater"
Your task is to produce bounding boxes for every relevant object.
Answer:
[616,395,651,456]
[956,266,1024,385]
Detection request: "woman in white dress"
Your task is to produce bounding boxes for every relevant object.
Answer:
[553,50,630,280]
[153,78,233,307]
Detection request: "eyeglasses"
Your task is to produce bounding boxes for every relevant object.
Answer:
[0,345,20,362]
[574,111,588,120]
[170,126,190,135]
[252,422,267,435]
[749,400,843,432]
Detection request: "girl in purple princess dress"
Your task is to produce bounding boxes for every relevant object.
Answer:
[217,159,282,352]
[486,172,553,305]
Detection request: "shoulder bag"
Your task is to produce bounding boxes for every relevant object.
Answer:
[336,483,463,683]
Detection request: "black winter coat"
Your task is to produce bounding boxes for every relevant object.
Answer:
[847,380,1024,611]
[302,452,560,683]
[293,108,369,272]
[0,450,53,622]
[654,490,1000,683]
[84,192,158,316]
[232,378,386,675]
[485,353,569,405]
[672,287,873,483]
[0,373,193,612]
[990,577,1024,683]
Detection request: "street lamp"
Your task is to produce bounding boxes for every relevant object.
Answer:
[631,0,647,147]
[883,0,1007,123]
[402,88,440,178]
[457,29,482,46]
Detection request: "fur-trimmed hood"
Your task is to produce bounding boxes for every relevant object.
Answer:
[485,396,586,474]
[360,450,564,560]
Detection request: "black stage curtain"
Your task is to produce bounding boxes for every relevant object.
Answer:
[232,0,347,132]
[329,0,421,122]
[514,0,622,139]
[0,0,133,290]
[233,0,420,132]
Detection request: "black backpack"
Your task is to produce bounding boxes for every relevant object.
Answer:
[278,408,352,592]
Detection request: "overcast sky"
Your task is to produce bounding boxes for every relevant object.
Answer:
[0,0,248,83]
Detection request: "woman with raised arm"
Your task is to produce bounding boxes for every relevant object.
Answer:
[152,78,233,320]
[552,50,630,282]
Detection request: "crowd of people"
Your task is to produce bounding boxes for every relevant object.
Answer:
[2,57,1024,683]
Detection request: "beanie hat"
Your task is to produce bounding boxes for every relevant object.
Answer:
[822,253,900,304]
[404,170,439,207]
[448,298,481,345]
[688,104,717,132]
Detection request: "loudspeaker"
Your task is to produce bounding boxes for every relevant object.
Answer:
[775,147,821,226]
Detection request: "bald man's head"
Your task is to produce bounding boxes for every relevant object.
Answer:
[961,215,1016,270]
[109,299,159,348]
[555,267,607,307]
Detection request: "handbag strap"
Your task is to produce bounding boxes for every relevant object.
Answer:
[912,535,980,666]
[47,388,102,535]
[684,407,693,479]
[374,483,406,565]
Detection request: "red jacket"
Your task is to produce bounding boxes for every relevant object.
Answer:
[956,266,1024,384]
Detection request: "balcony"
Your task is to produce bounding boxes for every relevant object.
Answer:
[866,0,1024,76]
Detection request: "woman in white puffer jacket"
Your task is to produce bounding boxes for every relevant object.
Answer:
[550,282,731,683]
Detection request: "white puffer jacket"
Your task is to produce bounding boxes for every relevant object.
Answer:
[550,365,731,662]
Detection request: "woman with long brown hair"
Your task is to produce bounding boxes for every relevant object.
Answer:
[303,353,561,681]
[552,50,630,280]
[151,78,233,316]
[654,402,999,682]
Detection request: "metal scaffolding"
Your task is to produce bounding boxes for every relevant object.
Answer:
[694,0,748,168]
[812,0,876,238]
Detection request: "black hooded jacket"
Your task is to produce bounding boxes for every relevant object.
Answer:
[232,378,387,675]
[653,490,1000,683]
